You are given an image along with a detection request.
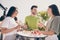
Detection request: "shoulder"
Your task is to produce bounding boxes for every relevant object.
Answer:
[54,16,60,20]
[55,16,60,19]
[55,16,60,22]
[5,17,12,20]
[3,17,14,22]
[25,16,30,19]
[53,16,60,23]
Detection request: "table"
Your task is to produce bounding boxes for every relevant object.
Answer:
[16,31,47,40]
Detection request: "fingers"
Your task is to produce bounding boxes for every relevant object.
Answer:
[38,22,44,27]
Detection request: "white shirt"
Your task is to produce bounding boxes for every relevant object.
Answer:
[1,17,18,35]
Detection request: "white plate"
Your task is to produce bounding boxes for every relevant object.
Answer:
[17,31,47,38]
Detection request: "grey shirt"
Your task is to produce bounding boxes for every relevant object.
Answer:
[46,16,60,35]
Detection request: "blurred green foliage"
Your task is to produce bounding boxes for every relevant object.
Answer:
[38,11,49,21]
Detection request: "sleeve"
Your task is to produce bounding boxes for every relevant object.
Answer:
[51,17,59,35]
[1,19,9,29]
[9,19,18,28]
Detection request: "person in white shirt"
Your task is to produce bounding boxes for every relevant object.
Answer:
[1,6,20,40]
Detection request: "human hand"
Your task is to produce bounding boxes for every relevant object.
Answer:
[22,24,28,29]
[16,25,21,29]
[38,22,45,28]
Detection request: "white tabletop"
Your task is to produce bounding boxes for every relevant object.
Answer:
[17,31,47,38]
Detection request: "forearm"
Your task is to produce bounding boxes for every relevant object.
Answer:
[41,31,54,35]
[2,27,17,34]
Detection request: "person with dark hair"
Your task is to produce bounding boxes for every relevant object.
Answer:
[48,4,60,16]
[0,6,20,40]
[31,5,38,10]
[39,4,60,40]
[25,5,42,40]
[25,5,40,30]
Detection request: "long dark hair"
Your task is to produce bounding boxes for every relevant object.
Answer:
[6,6,17,17]
[49,4,60,16]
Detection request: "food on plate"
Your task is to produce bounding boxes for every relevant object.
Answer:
[31,30,41,35]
